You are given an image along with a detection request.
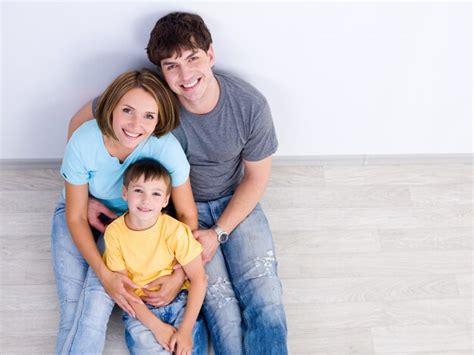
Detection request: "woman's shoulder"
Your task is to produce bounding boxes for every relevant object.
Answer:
[69,119,101,144]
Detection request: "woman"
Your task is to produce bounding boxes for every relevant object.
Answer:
[51,69,199,354]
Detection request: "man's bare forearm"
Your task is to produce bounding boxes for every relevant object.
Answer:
[216,157,272,234]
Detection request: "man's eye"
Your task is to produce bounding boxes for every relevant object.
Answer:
[166,65,176,70]
[190,56,199,61]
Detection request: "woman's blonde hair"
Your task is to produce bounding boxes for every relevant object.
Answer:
[95,69,179,139]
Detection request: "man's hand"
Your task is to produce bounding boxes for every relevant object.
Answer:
[141,269,186,307]
[194,229,220,264]
[101,270,143,318]
[88,198,117,233]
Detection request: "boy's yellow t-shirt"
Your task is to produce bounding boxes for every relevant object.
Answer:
[103,213,202,297]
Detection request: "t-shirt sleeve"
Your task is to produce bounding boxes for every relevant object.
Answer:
[167,223,202,266]
[156,134,190,187]
[60,128,90,185]
[242,100,279,161]
[104,225,126,271]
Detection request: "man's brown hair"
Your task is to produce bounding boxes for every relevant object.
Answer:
[95,69,179,139]
[147,12,213,66]
[123,158,172,195]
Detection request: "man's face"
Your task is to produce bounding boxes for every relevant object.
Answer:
[160,47,216,108]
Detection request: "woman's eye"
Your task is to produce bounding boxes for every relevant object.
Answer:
[123,108,131,113]
[145,114,155,120]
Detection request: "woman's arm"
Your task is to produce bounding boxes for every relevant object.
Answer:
[65,182,142,316]
[171,178,198,230]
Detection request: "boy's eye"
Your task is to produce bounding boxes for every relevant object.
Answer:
[152,192,162,197]
[133,188,143,193]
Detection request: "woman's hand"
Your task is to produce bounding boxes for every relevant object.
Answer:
[141,268,186,307]
[100,269,143,317]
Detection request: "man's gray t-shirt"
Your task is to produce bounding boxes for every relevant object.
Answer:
[172,71,278,202]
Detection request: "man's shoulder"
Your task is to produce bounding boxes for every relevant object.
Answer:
[215,70,267,105]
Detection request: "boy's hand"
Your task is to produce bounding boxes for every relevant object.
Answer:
[151,322,177,352]
[169,328,193,355]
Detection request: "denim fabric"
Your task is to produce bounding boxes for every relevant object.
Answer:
[197,195,288,355]
[51,200,114,354]
[124,290,207,354]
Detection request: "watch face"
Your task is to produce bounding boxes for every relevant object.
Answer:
[218,232,229,243]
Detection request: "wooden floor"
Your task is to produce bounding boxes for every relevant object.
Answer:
[0,163,472,354]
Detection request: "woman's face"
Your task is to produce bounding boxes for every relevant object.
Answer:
[111,87,159,150]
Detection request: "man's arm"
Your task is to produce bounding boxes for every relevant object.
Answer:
[68,100,94,139]
[194,156,272,263]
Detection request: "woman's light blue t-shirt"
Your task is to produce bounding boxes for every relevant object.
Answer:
[60,120,190,214]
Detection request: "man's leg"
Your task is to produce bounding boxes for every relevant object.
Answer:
[51,201,88,354]
[196,201,243,355]
[218,202,288,355]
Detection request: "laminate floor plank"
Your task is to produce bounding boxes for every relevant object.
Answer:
[371,325,472,353]
[0,169,63,191]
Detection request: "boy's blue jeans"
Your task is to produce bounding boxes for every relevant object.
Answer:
[197,195,288,355]
[123,290,207,355]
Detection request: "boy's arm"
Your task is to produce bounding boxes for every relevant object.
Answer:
[169,255,207,353]
[116,270,176,352]
[68,100,94,139]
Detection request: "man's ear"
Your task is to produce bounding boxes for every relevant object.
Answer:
[207,44,215,67]
[122,186,128,201]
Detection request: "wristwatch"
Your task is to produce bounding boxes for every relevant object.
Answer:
[211,224,229,244]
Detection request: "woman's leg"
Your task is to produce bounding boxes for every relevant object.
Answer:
[51,201,115,354]
[51,201,88,354]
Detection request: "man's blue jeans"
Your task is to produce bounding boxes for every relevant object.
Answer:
[197,195,288,355]
[123,290,207,354]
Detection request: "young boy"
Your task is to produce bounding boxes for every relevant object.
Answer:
[103,158,207,354]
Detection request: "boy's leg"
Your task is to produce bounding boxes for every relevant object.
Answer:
[196,201,244,355]
[62,266,115,354]
[124,291,206,355]
[51,201,88,354]
[217,201,288,355]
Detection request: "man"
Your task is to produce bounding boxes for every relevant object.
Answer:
[69,12,287,355]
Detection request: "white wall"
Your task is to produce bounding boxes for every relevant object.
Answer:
[1,1,471,159]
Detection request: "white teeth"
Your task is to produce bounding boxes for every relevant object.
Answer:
[123,129,140,138]
[183,79,198,88]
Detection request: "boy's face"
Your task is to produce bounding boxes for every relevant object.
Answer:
[160,46,216,107]
[122,176,170,227]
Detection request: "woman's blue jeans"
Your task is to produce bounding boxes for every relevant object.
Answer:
[197,195,288,355]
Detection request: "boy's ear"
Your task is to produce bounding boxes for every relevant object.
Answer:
[121,186,128,201]
[162,195,170,209]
